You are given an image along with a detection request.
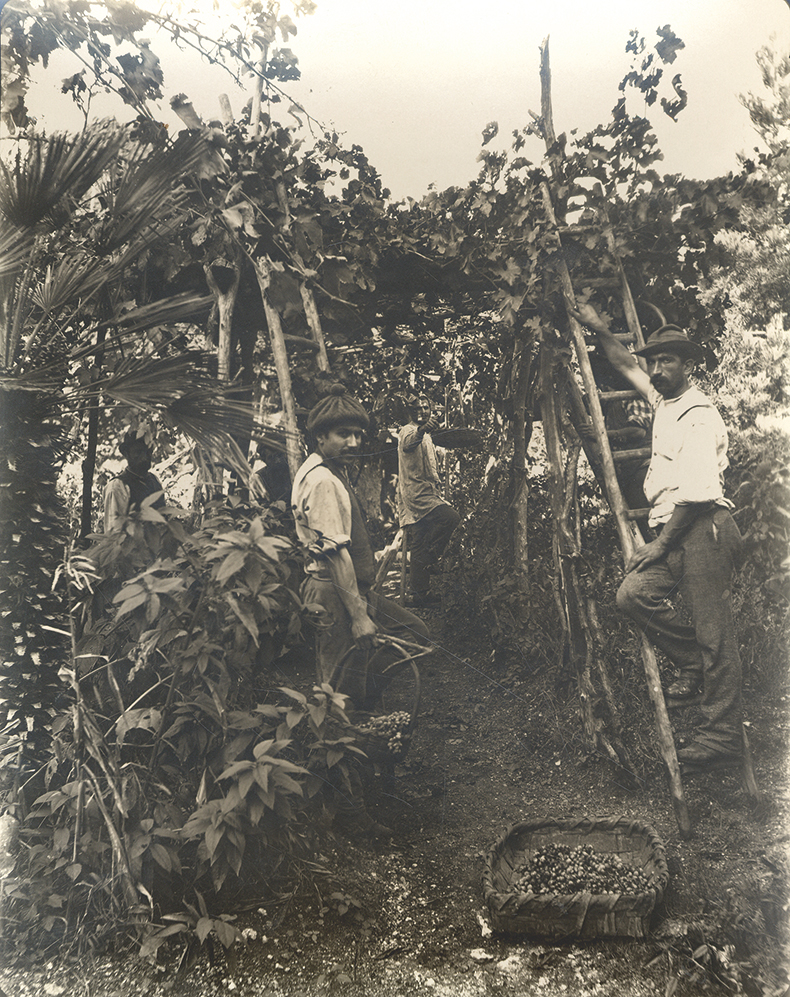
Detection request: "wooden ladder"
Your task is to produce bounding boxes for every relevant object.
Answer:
[548,193,760,832]
[371,527,410,606]
[539,187,699,833]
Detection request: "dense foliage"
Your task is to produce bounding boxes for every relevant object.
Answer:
[4,499,378,961]
[0,1,787,981]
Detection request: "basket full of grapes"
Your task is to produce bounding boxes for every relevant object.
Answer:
[353,710,415,762]
[482,816,669,939]
[336,637,425,764]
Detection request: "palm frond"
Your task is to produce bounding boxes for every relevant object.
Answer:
[29,254,119,318]
[0,228,36,366]
[94,352,256,442]
[0,225,35,279]
[2,351,256,456]
[0,123,126,229]
[93,133,220,253]
[103,293,214,337]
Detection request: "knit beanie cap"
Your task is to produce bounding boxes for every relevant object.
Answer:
[306,384,370,436]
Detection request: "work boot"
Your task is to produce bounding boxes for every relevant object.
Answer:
[666,672,703,707]
[677,741,741,772]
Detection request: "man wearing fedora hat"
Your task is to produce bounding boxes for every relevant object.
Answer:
[292,385,430,709]
[570,302,745,768]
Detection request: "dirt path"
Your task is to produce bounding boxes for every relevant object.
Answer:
[2,606,788,997]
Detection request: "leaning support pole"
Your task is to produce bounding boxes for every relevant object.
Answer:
[253,259,302,481]
[275,181,331,373]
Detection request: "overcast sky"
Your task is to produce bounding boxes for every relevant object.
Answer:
[16,0,790,200]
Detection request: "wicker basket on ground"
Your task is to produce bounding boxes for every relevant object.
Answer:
[482,816,669,940]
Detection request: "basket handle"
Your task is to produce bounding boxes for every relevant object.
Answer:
[331,638,422,725]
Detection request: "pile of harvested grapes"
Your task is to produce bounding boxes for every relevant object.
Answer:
[512,843,652,896]
[355,711,412,754]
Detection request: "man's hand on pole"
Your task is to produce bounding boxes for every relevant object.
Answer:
[564,295,609,333]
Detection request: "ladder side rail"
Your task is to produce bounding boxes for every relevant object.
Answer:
[599,204,647,351]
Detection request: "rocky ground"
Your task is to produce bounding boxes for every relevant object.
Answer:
[1,604,788,997]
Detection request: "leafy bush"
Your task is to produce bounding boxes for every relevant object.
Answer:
[0,496,371,962]
[726,427,790,692]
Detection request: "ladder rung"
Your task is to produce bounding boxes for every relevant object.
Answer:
[624,508,651,521]
[599,389,640,402]
[612,447,652,462]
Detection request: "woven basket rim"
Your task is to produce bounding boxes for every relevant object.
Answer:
[482,814,669,905]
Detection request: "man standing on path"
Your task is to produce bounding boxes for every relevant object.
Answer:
[103,430,165,533]
[292,385,430,709]
[571,302,745,768]
[397,394,461,608]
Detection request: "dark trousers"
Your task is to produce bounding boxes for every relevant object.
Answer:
[302,577,430,708]
[408,504,461,595]
[616,507,744,751]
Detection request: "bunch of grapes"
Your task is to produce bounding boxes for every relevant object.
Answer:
[513,843,652,896]
[356,711,412,754]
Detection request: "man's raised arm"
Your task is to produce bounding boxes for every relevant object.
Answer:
[568,300,652,399]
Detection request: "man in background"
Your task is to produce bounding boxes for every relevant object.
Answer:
[397,394,460,607]
[103,430,165,533]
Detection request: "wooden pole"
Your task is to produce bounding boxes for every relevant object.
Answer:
[250,41,268,138]
[203,256,240,382]
[252,259,302,480]
[275,181,331,372]
[299,283,331,372]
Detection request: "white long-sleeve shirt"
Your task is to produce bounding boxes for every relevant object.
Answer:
[644,384,733,527]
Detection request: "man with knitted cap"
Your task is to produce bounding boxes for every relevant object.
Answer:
[292,385,429,709]
[570,302,745,770]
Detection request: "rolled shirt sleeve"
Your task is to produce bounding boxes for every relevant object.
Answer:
[292,454,353,570]
[670,414,727,506]
[297,475,352,553]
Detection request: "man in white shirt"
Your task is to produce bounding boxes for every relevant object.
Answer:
[103,430,164,533]
[572,304,745,768]
[397,395,460,607]
[292,385,429,709]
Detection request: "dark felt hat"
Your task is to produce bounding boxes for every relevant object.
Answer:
[306,384,370,436]
[118,429,150,456]
[633,324,705,361]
